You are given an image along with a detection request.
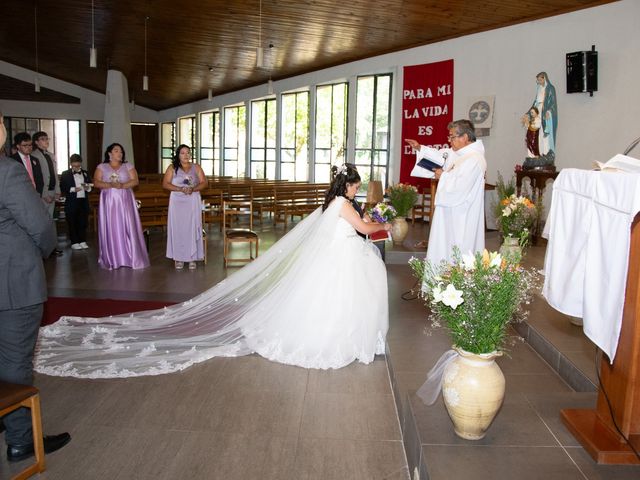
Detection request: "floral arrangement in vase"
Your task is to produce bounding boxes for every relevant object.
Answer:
[386,183,418,218]
[368,203,397,223]
[409,247,537,354]
[493,173,539,248]
[408,248,538,440]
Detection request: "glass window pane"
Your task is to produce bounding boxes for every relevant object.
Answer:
[355,73,392,187]
[54,120,68,169]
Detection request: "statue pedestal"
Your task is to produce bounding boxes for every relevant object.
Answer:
[516,168,558,243]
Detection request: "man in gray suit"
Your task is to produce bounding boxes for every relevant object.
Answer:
[32,131,63,257]
[0,114,71,462]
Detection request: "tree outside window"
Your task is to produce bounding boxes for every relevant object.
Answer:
[314,82,347,182]
[280,91,309,181]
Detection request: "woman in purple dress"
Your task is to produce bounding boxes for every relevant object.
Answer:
[162,145,206,269]
[93,143,150,270]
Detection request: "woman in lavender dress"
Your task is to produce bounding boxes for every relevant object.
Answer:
[162,145,206,269]
[93,143,149,270]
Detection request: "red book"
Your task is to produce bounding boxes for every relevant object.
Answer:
[368,229,391,242]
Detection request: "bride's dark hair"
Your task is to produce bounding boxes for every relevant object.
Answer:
[323,164,360,211]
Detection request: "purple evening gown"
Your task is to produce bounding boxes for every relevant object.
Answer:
[166,165,204,262]
[97,163,150,269]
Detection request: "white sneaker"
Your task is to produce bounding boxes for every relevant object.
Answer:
[80,242,89,249]
[71,243,83,250]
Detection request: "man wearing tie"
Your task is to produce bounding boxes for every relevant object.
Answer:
[59,154,92,250]
[32,132,63,257]
[10,132,44,195]
[0,115,71,463]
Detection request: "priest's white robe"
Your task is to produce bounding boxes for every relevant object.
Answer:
[425,140,487,265]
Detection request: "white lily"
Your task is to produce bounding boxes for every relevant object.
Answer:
[489,251,502,268]
[461,252,476,271]
[441,284,464,309]
[502,206,512,217]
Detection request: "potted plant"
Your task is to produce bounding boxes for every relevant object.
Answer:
[493,173,539,261]
[386,183,418,244]
[409,248,537,439]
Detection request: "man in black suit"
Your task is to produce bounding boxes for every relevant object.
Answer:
[59,154,92,250]
[0,116,71,462]
[10,132,44,195]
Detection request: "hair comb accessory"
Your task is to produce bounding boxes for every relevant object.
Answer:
[337,164,348,176]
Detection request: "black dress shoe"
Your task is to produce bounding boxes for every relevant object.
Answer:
[52,249,64,257]
[7,432,71,462]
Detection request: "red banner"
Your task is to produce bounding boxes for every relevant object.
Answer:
[399,59,454,192]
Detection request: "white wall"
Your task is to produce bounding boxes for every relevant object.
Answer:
[2,0,637,182]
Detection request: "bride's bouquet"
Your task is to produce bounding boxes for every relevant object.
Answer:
[369,203,397,223]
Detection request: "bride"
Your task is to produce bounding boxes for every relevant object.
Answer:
[35,165,392,378]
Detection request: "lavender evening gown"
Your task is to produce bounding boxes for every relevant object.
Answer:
[97,163,150,270]
[166,165,204,262]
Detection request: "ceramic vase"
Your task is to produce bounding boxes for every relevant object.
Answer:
[442,347,505,440]
[390,217,409,245]
[499,236,522,262]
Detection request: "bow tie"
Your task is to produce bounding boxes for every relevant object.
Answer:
[73,171,83,175]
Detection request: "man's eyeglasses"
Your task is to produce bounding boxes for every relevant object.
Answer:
[18,143,33,148]
[447,134,462,141]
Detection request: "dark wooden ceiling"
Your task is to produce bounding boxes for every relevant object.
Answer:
[0,0,615,111]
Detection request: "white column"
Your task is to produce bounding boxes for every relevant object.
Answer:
[102,70,134,163]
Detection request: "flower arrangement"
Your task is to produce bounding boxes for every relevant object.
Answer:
[109,172,120,183]
[183,176,194,187]
[493,173,538,247]
[369,203,397,223]
[386,183,418,218]
[409,248,537,354]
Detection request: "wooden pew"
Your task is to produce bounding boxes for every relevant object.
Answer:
[273,183,329,228]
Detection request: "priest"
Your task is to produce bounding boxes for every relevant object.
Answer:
[405,119,487,265]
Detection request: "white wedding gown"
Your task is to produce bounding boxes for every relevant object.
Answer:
[35,197,388,378]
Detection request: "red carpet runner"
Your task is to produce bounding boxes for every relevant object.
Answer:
[42,297,176,326]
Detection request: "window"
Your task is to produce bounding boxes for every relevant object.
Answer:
[178,116,196,157]
[355,74,392,188]
[250,99,276,179]
[223,105,247,178]
[200,111,220,175]
[161,122,176,172]
[5,117,81,173]
[314,82,348,182]
[280,91,309,181]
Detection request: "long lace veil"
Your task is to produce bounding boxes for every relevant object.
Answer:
[35,198,347,378]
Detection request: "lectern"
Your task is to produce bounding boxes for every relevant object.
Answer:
[560,212,640,464]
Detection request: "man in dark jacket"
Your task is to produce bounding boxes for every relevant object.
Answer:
[0,114,71,462]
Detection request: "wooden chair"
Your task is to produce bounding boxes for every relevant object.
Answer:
[411,185,433,224]
[223,201,259,267]
[0,382,46,479]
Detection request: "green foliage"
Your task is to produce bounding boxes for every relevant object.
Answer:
[386,183,418,217]
[493,172,539,248]
[409,248,538,354]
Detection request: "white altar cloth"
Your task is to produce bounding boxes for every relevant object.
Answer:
[543,168,640,362]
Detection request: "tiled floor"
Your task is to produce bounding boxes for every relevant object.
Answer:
[2,220,639,479]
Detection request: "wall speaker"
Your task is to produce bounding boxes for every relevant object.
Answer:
[566,50,598,94]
